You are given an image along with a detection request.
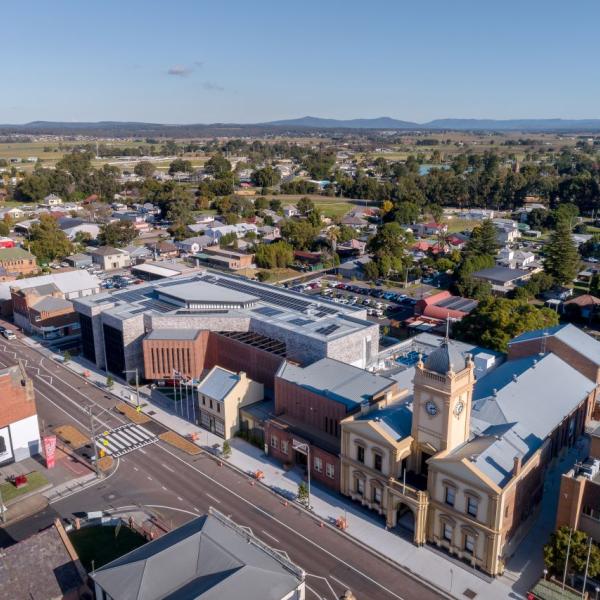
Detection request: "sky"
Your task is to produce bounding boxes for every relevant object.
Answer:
[4,0,600,124]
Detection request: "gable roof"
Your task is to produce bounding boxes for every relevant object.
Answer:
[197,367,240,401]
[509,323,600,366]
[91,513,303,600]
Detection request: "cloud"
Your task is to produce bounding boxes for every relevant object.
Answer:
[167,65,193,77]
[202,81,225,92]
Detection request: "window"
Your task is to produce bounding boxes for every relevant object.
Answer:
[445,486,456,507]
[202,396,206,406]
[355,478,364,495]
[326,463,335,479]
[215,420,225,436]
[356,445,365,463]
[373,486,382,505]
[216,402,221,414]
[464,534,475,554]
[467,497,478,518]
[443,523,453,542]
[209,399,213,410]
[314,456,323,473]
[281,440,288,455]
[270,435,278,449]
[374,453,383,472]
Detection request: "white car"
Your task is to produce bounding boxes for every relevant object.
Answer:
[2,329,16,340]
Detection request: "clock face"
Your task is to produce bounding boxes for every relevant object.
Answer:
[454,401,465,417]
[425,400,438,416]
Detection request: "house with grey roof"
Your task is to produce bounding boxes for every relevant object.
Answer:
[197,366,263,439]
[91,509,305,600]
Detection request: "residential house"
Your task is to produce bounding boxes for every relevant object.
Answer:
[335,255,373,280]
[415,291,477,323]
[65,253,93,269]
[194,246,255,271]
[0,237,15,249]
[91,510,305,600]
[283,204,299,218]
[147,241,178,259]
[492,218,520,245]
[123,244,153,265]
[0,519,86,600]
[197,366,264,439]
[413,222,449,237]
[471,266,530,292]
[337,238,367,257]
[62,223,100,241]
[497,248,536,270]
[0,247,38,276]
[176,235,213,255]
[0,363,40,465]
[91,246,130,271]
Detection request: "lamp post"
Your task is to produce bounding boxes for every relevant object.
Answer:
[123,368,140,407]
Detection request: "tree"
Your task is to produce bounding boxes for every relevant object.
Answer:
[464,219,498,258]
[297,197,315,215]
[270,199,282,212]
[254,241,294,268]
[367,222,412,279]
[106,375,114,389]
[393,201,420,225]
[98,221,137,248]
[168,159,193,175]
[544,527,600,580]
[29,214,73,263]
[204,153,231,178]
[222,440,232,458]
[454,297,559,352]
[280,219,319,250]
[428,203,444,224]
[297,481,309,506]
[251,166,281,188]
[544,219,580,285]
[0,221,9,237]
[62,350,71,364]
[134,161,155,178]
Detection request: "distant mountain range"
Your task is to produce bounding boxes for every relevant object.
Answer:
[2,117,600,137]
[265,116,600,131]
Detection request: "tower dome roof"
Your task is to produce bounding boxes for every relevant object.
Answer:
[424,340,467,374]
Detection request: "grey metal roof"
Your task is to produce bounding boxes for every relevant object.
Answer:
[509,323,600,367]
[278,358,395,410]
[159,281,258,305]
[197,367,239,401]
[31,296,72,312]
[91,513,303,600]
[472,266,529,283]
[446,353,596,487]
[424,340,467,374]
[0,270,100,300]
[146,329,201,341]
[357,401,413,442]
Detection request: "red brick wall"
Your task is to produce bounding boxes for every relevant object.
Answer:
[0,369,36,428]
[142,331,209,380]
[508,337,600,383]
[264,422,341,491]
[274,377,348,437]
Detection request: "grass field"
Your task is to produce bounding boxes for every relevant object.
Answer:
[263,194,360,219]
[0,471,49,502]
[443,217,482,233]
[69,525,147,571]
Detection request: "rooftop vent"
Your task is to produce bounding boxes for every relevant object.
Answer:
[492,388,498,397]
[512,374,518,382]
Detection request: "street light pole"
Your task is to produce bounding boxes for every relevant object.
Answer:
[123,368,140,407]
[88,405,99,478]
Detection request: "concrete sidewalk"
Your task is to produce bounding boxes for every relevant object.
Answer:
[37,348,541,600]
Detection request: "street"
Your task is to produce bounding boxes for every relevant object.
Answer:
[0,336,445,600]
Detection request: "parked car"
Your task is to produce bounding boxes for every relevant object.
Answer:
[2,329,16,340]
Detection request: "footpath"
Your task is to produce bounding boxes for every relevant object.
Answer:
[28,342,566,600]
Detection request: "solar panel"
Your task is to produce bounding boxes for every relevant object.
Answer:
[288,318,314,326]
[140,298,177,313]
[316,324,340,336]
[112,290,148,303]
[253,306,284,317]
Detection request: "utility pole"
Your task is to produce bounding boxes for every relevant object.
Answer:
[562,528,573,591]
[89,405,100,478]
[0,483,5,523]
[582,537,593,599]
[124,369,140,406]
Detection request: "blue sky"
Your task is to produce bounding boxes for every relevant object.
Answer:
[4,0,599,123]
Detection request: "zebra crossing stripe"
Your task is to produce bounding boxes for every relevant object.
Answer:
[94,423,159,458]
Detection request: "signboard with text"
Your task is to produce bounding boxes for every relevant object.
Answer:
[42,435,57,469]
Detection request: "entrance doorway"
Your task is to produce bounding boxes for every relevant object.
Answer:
[395,503,415,536]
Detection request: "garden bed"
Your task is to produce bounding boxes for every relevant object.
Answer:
[0,471,49,503]
[54,424,90,449]
[115,402,150,424]
[159,431,202,455]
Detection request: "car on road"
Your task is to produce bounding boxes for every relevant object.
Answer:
[2,329,16,340]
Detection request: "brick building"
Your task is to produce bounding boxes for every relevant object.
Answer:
[0,246,38,277]
[12,283,80,339]
[265,359,398,490]
[0,363,40,465]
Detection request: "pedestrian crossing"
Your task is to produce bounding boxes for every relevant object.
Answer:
[95,423,158,458]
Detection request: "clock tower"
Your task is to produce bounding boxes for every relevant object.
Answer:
[410,339,475,474]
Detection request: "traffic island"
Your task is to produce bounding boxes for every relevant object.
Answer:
[54,424,90,449]
[158,431,202,455]
[115,402,151,424]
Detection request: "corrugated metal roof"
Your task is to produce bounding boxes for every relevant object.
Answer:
[146,329,200,341]
[279,358,395,409]
[197,367,239,401]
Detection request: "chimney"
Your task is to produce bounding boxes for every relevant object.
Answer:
[513,456,522,477]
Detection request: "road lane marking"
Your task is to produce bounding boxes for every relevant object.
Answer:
[162,486,167,490]
[261,530,280,544]
[330,575,351,590]
[156,444,409,600]
[147,476,152,481]
[306,575,338,600]
[177,496,183,501]
[133,466,138,471]
[161,463,175,473]
[205,492,220,504]
[305,584,325,600]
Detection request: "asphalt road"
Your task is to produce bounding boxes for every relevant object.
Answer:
[0,336,446,600]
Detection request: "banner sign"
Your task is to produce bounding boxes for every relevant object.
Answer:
[42,435,57,469]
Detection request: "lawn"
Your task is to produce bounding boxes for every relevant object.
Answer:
[69,525,147,572]
[443,217,481,233]
[263,194,358,219]
[0,471,49,502]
